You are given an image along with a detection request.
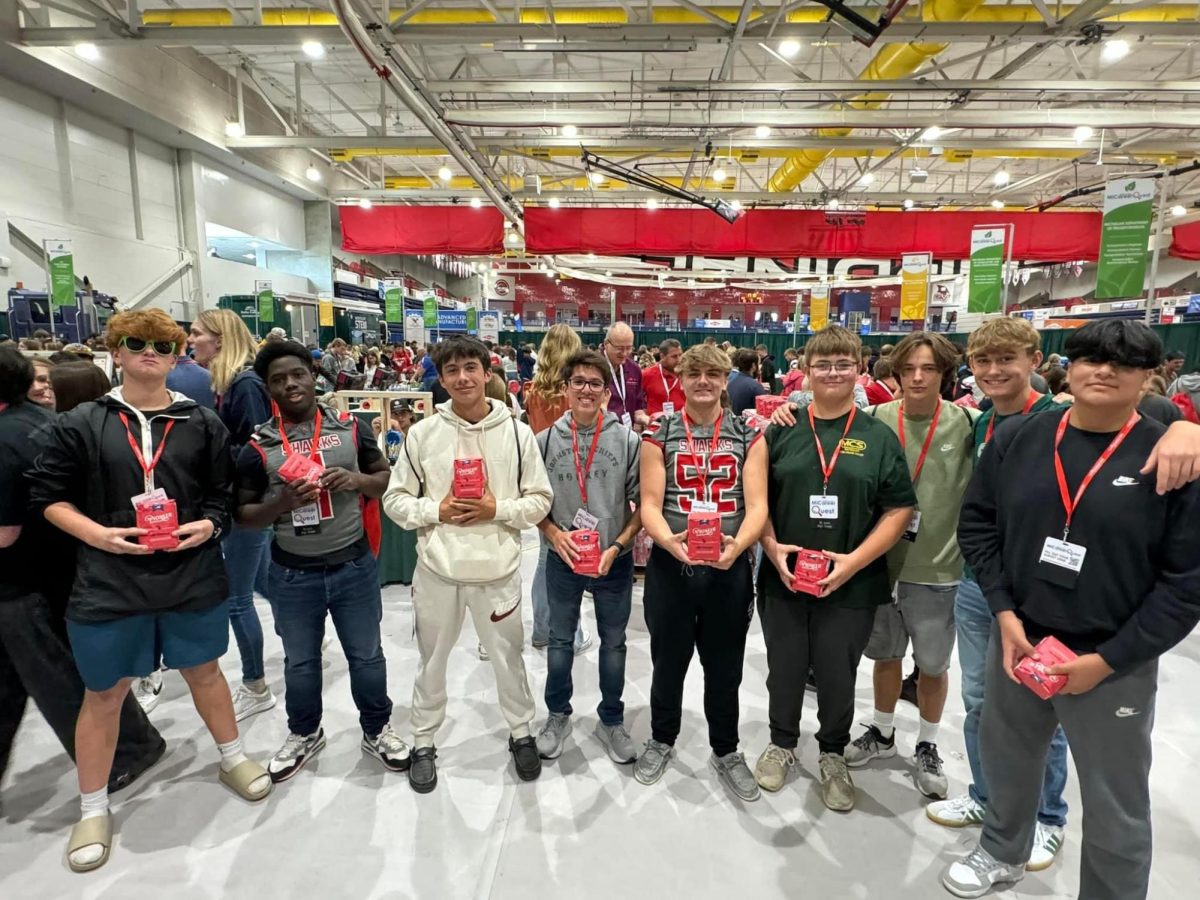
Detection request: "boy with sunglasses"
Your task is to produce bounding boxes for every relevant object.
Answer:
[29,310,272,874]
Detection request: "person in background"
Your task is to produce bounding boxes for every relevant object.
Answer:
[166,348,216,410]
[1167,363,1200,422]
[51,362,112,413]
[360,347,384,387]
[1136,373,1182,425]
[756,344,777,391]
[27,358,56,410]
[864,358,900,407]
[943,320,1200,900]
[1161,350,1185,393]
[728,349,768,414]
[602,323,649,429]
[491,365,523,418]
[517,345,536,383]
[781,351,806,396]
[642,339,685,418]
[320,339,358,388]
[856,347,873,387]
[188,309,277,723]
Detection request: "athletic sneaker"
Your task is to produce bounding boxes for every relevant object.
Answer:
[132,670,164,714]
[268,729,326,783]
[510,735,542,781]
[478,642,489,661]
[753,743,796,792]
[914,741,949,799]
[926,794,987,828]
[634,739,675,786]
[818,752,855,811]
[409,747,437,793]
[710,751,760,802]
[1026,822,1065,872]
[594,722,637,764]
[361,724,411,772]
[845,725,897,768]
[574,629,594,655]
[535,713,572,759]
[941,844,1024,898]
[231,684,276,722]
[900,670,919,706]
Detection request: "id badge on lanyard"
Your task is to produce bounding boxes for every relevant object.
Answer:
[292,503,322,536]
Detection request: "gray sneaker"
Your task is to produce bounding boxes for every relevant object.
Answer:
[710,751,760,802]
[535,713,572,759]
[914,741,949,799]
[594,722,638,764]
[634,739,675,785]
[818,752,855,811]
[845,724,897,768]
[941,844,1025,898]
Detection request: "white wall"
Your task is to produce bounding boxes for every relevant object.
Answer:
[202,256,311,303]
[200,159,306,250]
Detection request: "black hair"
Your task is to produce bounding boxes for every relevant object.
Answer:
[733,348,759,374]
[560,349,612,389]
[49,350,86,364]
[432,334,491,377]
[1064,320,1163,371]
[253,340,314,380]
[1166,350,1185,361]
[0,347,34,404]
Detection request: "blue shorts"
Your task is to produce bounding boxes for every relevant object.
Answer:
[67,602,231,692]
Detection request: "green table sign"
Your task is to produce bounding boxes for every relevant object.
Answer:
[256,280,274,324]
[1096,178,1155,300]
[422,295,438,327]
[383,280,403,322]
[967,227,1006,314]
[45,240,76,308]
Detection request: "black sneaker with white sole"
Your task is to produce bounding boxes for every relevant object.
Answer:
[509,735,542,781]
[268,728,326,783]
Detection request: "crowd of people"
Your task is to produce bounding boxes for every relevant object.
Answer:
[2,311,1199,900]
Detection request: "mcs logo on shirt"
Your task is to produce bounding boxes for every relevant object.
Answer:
[840,438,866,457]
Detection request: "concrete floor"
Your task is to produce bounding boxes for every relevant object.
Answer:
[3,532,1199,899]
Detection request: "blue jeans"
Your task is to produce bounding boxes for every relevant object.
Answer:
[956,577,1069,827]
[222,526,271,683]
[532,540,584,648]
[544,551,634,725]
[267,551,392,738]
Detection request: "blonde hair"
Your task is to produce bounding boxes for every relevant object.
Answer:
[194,309,260,395]
[678,343,733,378]
[527,323,582,402]
[804,325,861,365]
[967,317,1041,359]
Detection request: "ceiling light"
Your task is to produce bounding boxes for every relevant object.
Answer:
[755,125,772,139]
[991,199,1005,209]
[903,198,914,210]
[507,231,520,243]
[646,198,658,210]
[921,126,942,142]
[546,270,555,278]
[224,120,244,139]
[589,171,606,185]
[1073,125,1094,144]
[605,270,612,277]
[305,166,321,183]
[711,165,728,182]
[301,41,325,60]
[993,170,1010,187]
[1171,205,1188,216]
[437,166,453,182]
[561,124,578,138]
[548,197,560,209]
[828,198,840,209]
[358,198,372,209]
[859,172,875,185]
[75,42,100,61]
[910,168,928,183]
[1101,39,1130,63]
[470,197,483,208]
[503,219,512,228]
[778,39,801,59]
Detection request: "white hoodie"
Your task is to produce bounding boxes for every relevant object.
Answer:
[382,398,552,584]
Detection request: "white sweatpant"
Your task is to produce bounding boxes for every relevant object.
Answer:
[410,563,535,748]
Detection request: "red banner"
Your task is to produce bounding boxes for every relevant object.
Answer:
[339,206,505,255]
[523,208,1102,262]
[1170,220,1200,261]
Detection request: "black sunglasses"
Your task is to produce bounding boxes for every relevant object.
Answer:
[121,336,177,357]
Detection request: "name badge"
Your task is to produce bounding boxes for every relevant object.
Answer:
[571,508,599,531]
[662,402,675,416]
[621,412,633,427]
[291,502,322,536]
[692,500,719,513]
[809,495,839,520]
[1037,536,1086,588]
[902,509,922,543]
[131,487,168,509]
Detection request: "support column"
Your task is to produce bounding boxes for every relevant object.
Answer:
[175,150,208,315]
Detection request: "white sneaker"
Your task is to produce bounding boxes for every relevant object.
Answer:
[927,794,986,828]
[478,642,490,661]
[574,629,593,655]
[132,670,164,714]
[941,844,1024,898]
[1026,822,1065,872]
[231,684,276,722]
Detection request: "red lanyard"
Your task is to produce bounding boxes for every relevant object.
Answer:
[1053,408,1139,539]
[897,399,943,486]
[808,404,857,494]
[119,412,174,489]
[682,409,723,504]
[659,365,679,402]
[276,402,323,460]
[570,415,605,509]
[985,389,1040,444]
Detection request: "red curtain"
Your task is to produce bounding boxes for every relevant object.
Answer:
[1170,221,1200,260]
[339,206,505,255]
[523,208,1102,262]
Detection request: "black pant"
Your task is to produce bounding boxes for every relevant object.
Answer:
[643,544,753,756]
[0,590,164,786]
[758,592,875,754]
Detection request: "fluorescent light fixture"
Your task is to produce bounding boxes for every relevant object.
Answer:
[507,231,520,243]
[358,198,372,209]
[903,198,914,209]
[75,42,100,61]
[910,168,928,183]
[858,172,875,185]
[991,199,1005,209]
[561,124,578,138]
[778,39,801,58]
[437,166,453,182]
[993,170,1010,187]
[305,166,321,183]
[1073,125,1094,144]
[755,125,771,139]
[548,197,561,208]
[921,126,942,142]
[711,165,728,182]
[302,41,325,60]
[470,197,483,208]
[1171,205,1187,216]
[828,198,840,209]
[1101,39,1130,63]
[589,171,606,185]
[646,198,658,210]
[224,120,244,139]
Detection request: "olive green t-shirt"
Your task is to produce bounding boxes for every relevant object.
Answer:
[761,409,916,609]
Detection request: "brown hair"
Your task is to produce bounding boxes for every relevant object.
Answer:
[104,309,187,354]
[485,373,509,405]
[678,343,733,378]
[733,348,759,374]
[804,325,861,365]
[890,331,961,379]
[873,358,894,381]
[51,362,111,412]
[967,317,1041,359]
[560,349,612,389]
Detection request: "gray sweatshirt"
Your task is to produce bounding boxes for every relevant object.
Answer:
[536,409,641,553]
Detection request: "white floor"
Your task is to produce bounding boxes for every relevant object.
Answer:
[3,532,1199,899]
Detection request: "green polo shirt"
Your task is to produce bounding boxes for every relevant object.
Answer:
[761,409,916,609]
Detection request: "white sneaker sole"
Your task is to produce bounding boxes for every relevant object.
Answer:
[941,873,1023,898]
[537,722,571,760]
[916,775,950,800]
[233,694,277,723]
[926,807,986,828]
[268,734,326,784]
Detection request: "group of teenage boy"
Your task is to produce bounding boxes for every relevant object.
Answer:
[4,307,1199,900]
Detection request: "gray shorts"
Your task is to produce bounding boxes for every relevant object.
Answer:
[864,582,958,675]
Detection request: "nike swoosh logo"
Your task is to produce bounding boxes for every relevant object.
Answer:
[1112,476,1140,487]
[1115,708,1140,718]
[490,604,519,623]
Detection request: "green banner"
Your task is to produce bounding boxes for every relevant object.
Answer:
[967,227,1006,314]
[466,306,478,332]
[1096,178,1155,300]
[45,241,76,308]
[383,280,403,322]
[422,294,438,327]
[256,280,274,324]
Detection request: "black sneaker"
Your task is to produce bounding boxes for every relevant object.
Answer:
[509,735,542,782]
[900,669,920,706]
[408,746,438,794]
[268,729,326,784]
[109,735,167,794]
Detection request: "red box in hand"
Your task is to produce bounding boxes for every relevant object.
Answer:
[791,549,831,596]
[452,457,486,499]
[687,512,723,562]
[278,453,323,484]
[136,499,179,551]
[571,529,601,575]
[755,394,788,418]
[1014,636,1077,700]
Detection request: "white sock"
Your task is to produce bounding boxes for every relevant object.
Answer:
[70,788,110,867]
[873,709,895,740]
[217,736,248,772]
[243,679,268,695]
[918,717,940,746]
